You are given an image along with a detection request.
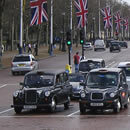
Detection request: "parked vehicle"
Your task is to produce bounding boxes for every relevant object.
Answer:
[11,69,72,113]
[79,68,129,114]
[11,54,39,75]
[79,58,105,74]
[109,41,121,52]
[69,73,85,99]
[94,39,106,51]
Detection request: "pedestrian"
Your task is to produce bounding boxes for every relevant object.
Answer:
[28,43,32,53]
[65,64,72,74]
[33,43,38,56]
[23,42,26,53]
[73,52,80,73]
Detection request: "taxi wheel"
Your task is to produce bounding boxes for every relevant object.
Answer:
[14,107,22,114]
[49,99,56,113]
[79,102,86,114]
[113,100,121,113]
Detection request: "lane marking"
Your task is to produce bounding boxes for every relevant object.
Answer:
[67,110,80,117]
[0,84,7,89]
[0,108,13,114]
[106,61,116,68]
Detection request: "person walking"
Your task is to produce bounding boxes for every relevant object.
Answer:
[73,52,80,73]
[28,43,32,53]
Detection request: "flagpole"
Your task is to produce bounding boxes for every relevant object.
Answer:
[50,0,53,56]
[19,0,23,54]
[99,0,101,38]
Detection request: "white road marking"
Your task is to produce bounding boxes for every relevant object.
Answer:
[0,108,13,114]
[0,84,7,89]
[106,61,116,68]
[67,110,80,117]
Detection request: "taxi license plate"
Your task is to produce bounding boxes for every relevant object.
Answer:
[90,103,103,106]
[24,105,37,109]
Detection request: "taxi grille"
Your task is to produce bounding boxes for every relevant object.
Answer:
[91,93,103,100]
[25,90,37,104]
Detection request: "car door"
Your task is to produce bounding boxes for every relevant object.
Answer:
[119,72,128,105]
[54,74,65,104]
[62,72,72,101]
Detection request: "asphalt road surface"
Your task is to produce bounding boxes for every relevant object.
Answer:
[0,42,130,130]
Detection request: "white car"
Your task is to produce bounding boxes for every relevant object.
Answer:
[83,42,93,50]
[94,39,106,51]
[11,54,39,75]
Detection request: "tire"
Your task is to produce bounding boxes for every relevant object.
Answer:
[49,98,56,113]
[113,100,121,113]
[12,71,16,76]
[64,96,70,109]
[14,107,22,114]
[124,97,129,109]
[79,102,86,114]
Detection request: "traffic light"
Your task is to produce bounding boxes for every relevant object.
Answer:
[80,30,84,44]
[66,31,71,46]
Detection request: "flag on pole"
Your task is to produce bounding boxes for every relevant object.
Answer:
[114,12,122,33]
[30,0,48,26]
[74,0,88,28]
[124,18,129,31]
[100,6,112,29]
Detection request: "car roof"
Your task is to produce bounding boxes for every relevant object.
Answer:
[80,58,104,63]
[25,69,66,76]
[89,68,122,73]
[14,54,33,57]
[118,62,130,67]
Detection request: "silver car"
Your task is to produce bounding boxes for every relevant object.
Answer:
[11,54,39,75]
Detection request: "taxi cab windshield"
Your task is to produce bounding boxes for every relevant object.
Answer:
[87,72,118,88]
[24,74,54,88]
[69,75,85,82]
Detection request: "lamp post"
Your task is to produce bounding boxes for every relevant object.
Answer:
[62,12,66,52]
[93,17,95,44]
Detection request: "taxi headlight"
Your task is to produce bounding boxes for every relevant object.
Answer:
[80,91,86,98]
[45,91,51,97]
[13,91,19,97]
[110,92,116,98]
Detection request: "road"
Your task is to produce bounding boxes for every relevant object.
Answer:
[0,43,130,130]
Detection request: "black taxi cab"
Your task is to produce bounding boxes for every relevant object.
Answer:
[79,68,129,114]
[11,69,72,114]
[79,58,105,74]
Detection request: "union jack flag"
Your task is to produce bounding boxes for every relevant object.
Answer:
[30,0,48,26]
[124,18,129,31]
[114,12,122,32]
[74,0,88,28]
[100,6,112,29]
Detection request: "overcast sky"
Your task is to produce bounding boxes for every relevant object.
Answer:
[122,0,130,5]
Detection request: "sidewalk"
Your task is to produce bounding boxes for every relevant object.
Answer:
[1,45,81,69]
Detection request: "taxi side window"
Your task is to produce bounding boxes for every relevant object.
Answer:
[63,73,68,82]
[56,74,60,84]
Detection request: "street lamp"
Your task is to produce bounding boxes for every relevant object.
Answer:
[61,12,66,52]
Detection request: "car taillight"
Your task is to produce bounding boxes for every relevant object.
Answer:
[30,62,34,66]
